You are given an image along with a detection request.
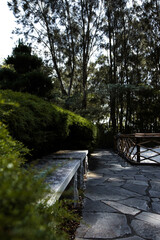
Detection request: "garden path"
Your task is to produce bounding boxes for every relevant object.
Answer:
[75,149,160,240]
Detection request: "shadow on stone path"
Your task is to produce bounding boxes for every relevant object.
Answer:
[75,149,160,240]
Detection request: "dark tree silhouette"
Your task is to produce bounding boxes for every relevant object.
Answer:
[0,41,53,98]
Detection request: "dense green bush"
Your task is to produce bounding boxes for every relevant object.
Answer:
[0,90,97,158]
[63,109,97,151]
[0,121,80,240]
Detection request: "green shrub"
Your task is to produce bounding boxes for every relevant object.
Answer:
[0,90,97,159]
[0,92,81,239]
[62,109,97,151]
[0,121,81,240]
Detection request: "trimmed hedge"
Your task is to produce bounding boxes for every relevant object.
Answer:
[0,90,97,158]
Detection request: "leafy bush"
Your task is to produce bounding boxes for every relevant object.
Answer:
[0,90,97,159]
[62,109,97,151]
[0,121,80,240]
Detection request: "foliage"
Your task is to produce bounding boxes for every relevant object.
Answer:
[8,0,103,107]
[7,0,160,138]
[0,90,97,158]
[96,124,115,149]
[0,67,18,90]
[0,41,53,98]
[62,108,98,151]
[0,120,81,240]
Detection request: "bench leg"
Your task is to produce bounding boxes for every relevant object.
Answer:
[73,172,79,207]
[78,162,85,190]
[84,156,88,174]
[78,156,88,190]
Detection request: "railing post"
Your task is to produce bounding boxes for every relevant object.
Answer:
[116,134,121,153]
[136,137,140,163]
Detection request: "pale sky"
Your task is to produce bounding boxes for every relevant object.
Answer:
[0,0,142,65]
[0,0,17,64]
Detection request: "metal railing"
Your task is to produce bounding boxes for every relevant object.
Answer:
[116,133,160,164]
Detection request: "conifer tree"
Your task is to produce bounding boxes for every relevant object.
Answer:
[0,41,53,97]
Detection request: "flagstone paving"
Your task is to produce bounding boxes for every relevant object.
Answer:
[75,149,160,240]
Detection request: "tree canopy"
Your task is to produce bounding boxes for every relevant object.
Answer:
[7,0,160,133]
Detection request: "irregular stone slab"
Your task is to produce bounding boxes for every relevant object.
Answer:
[109,163,124,169]
[85,185,141,201]
[85,185,120,201]
[86,178,106,186]
[149,189,160,198]
[91,150,116,157]
[75,238,92,240]
[122,183,147,195]
[134,175,148,181]
[141,169,155,173]
[103,181,125,188]
[119,170,139,176]
[111,173,128,178]
[152,173,160,179]
[126,179,148,186]
[135,211,160,225]
[106,177,125,186]
[75,212,98,238]
[107,177,125,182]
[105,186,141,198]
[152,198,160,202]
[150,181,160,192]
[142,173,158,180]
[103,200,140,215]
[122,176,135,180]
[119,197,149,211]
[87,172,103,179]
[85,191,126,201]
[83,198,117,213]
[76,212,131,239]
[92,168,115,176]
[118,236,145,240]
[86,172,106,186]
[135,195,150,201]
[131,219,160,240]
[150,177,160,181]
[75,238,89,240]
[152,202,160,214]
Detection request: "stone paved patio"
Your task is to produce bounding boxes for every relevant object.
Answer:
[75,149,160,240]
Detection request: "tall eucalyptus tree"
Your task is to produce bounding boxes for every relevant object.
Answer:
[8,0,103,109]
[8,0,74,96]
[103,0,128,132]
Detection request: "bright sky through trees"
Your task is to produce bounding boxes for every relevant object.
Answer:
[0,0,142,65]
[0,0,17,64]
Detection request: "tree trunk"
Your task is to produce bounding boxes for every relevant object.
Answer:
[108,8,116,133]
[43,11,67,96]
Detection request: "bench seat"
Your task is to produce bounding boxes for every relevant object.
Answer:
[34,150,88,206]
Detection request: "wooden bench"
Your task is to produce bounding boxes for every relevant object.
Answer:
[35,150,88,206]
